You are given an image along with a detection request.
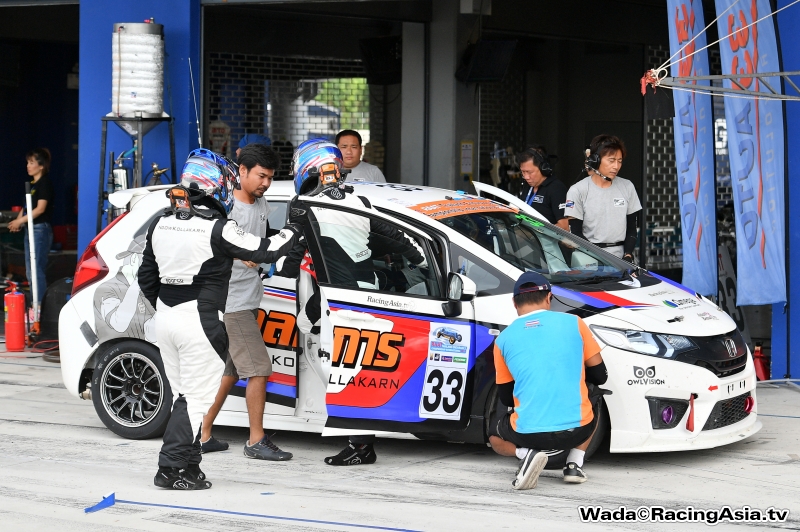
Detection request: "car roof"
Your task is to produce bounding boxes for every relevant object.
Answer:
[265,179,503,215]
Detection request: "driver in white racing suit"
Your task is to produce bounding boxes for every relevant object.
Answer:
[138,149,300,490]
[278,138,426,466]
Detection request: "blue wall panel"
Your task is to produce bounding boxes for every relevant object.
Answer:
[78,0,200,252]
[774,0,800,379]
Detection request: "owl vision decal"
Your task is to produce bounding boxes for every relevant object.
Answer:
[628,366,665,386]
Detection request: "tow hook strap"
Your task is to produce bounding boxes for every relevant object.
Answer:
[686,393,698,431]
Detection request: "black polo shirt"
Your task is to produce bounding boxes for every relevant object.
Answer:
[519,175,568,224]
[29,175,53,225]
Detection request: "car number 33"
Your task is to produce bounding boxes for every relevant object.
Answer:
[419,363,467,420]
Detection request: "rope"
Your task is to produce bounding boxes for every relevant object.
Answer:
[655,0,740,76]
[662,0,800,71]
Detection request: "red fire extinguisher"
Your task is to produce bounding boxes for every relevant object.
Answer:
[4,283,26,352]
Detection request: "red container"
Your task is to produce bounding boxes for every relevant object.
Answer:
[4,289,26,352]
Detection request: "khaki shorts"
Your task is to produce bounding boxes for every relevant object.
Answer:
[222,309,272,379]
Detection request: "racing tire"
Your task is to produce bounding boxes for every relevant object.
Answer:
[91,340,173,440]
[436,332,442,338]
[457,334,462,342]
[449,337,456,344]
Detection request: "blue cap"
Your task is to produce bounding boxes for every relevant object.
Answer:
[238,134,271,149]
[513,272,551,296]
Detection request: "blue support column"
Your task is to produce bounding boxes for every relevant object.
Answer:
[78,0,201,253]
[774,0,799,379]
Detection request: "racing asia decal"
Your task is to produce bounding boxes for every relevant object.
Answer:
[408,198,516,220]
[419,323,472,420]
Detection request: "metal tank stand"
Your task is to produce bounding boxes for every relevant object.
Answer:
[96,115,176,233]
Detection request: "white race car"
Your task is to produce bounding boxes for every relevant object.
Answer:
[59,180,760,464]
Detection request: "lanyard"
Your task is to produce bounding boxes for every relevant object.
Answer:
[525,187,537,206]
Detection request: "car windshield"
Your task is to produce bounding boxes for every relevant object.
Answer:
[439,210,633,284]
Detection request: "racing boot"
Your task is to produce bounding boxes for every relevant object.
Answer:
[324,443,377,466]
[153,466,212,490]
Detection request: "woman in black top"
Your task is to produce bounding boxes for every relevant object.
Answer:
[8,148,54,303]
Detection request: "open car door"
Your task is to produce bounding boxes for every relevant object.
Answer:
[298,193,478,437]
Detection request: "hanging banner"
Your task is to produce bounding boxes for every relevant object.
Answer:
[667,0,718,296]
[715,0,786,305]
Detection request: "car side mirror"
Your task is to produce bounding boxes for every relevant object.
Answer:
[442,272,476,317]
[447,272,476,301]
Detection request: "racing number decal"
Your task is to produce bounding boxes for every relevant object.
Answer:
[421,368,465,416]
[419,323,471,420]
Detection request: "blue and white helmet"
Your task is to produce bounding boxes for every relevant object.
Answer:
[180,148,240,214]
[291,138,343,195]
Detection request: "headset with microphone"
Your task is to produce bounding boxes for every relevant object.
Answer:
[584,142,615,181]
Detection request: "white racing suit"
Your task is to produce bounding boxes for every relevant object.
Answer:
[280,185,426,333]
[139,207,298,469]
[278,186,425,446]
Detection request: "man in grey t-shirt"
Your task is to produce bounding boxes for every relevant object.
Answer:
[336,129,386,183]
[200,144,293,461]
[564,135,641,261]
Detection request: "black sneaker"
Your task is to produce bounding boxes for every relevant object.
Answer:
[243,435,293,461]
[563,462,588,483]
[324,443,377,466]
[154,466,212,490]
[512,450,548,490]
[201,436,229,453]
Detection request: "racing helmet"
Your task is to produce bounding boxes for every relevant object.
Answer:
[291,138,343,195]
[179,148,240,215]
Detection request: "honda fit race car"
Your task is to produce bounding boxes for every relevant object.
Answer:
[59,179,760,461]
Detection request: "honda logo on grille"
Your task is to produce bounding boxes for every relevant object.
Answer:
[723,338,737,358]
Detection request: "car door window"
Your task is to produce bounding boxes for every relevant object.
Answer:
[310,207,442,298]
[267,200,287,229]
[449,243,514,296]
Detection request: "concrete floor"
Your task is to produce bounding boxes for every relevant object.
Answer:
[0,351,798,531]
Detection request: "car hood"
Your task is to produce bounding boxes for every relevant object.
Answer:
[550,271,736,336]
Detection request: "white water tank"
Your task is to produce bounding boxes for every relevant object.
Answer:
[111,22,164,117]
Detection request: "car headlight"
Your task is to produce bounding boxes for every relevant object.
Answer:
[589,325,698,358]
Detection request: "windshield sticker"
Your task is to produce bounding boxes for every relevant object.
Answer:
[515,213,544,227]
[409,199,516,219]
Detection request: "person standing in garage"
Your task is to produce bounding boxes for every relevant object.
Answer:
[488,272,607,489]
[281,138,425,466]
[515,146,569,229]
[8,148,54,305]
[139,149,299,490]
[336,129,386,183]
[563,135,641,262]
[198,143,293,462]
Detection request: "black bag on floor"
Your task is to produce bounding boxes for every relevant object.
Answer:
[39,277,74,340]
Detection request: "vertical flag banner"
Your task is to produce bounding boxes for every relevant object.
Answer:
[715,0,786,305]
[667,0,718,296]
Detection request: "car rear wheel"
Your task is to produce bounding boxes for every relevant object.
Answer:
[91,340,172,440]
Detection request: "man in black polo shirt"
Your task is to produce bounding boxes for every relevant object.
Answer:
[516,147,569,230]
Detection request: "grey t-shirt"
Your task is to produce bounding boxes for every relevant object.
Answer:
[347,161,386,183]
[226,196,269,313]
[564,176,641,257]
